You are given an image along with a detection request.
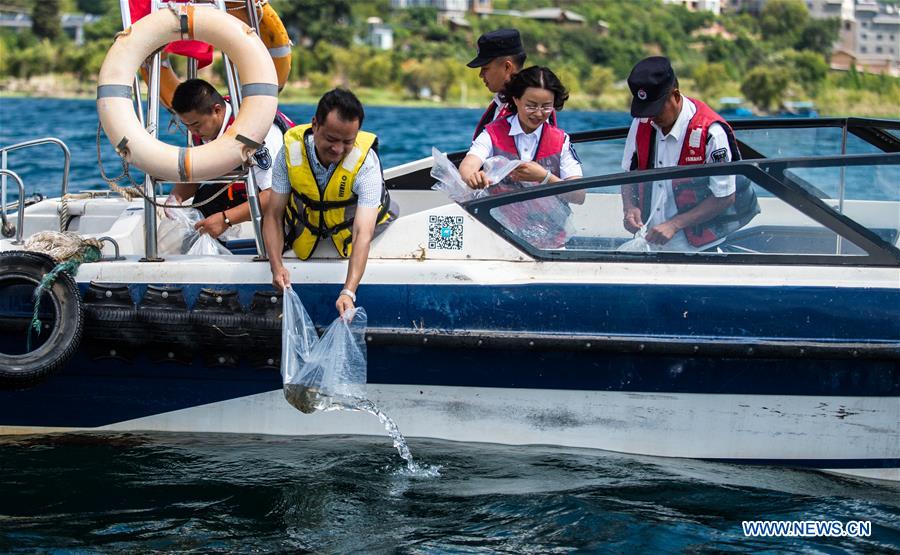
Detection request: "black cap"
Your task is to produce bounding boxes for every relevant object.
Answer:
[627,56,676,118]
[466,29,525,68]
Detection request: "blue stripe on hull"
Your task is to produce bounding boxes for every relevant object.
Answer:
[0,281,895,429]
[81,282,900,343]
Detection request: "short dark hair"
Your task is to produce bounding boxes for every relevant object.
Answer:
[499,66,569,114]
[171,79,224,115]
[315,88,365,127]
[507,52,527,70]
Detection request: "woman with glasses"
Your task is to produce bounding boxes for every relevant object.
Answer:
[459,66,584,248]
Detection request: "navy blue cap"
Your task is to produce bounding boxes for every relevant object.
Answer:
[627,56,676,118]
[467,29,525,68]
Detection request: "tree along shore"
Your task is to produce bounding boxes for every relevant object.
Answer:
[0,0,898,117]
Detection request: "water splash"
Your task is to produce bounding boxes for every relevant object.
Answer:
[283,385,440,477]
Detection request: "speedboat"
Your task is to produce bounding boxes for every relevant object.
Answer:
[0,2,898,482]
[2,116,897,482]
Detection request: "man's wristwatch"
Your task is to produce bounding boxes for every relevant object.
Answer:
[339,289,357,303]
[222,211,231,227]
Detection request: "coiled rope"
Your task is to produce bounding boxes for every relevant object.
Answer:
[23,231,102,349]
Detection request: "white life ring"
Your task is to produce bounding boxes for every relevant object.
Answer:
[96,5,278,183]
[141,1,293,111]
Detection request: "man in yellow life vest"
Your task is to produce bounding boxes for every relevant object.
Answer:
[263,89,398,316]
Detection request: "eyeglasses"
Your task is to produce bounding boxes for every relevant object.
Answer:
[523,104,554,114]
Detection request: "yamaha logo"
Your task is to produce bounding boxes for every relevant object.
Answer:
[637,89,648,100]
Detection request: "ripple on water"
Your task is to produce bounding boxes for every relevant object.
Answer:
[1,432,897,552]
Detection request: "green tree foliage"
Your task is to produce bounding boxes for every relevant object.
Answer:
[271,0,352,48]
[796,17,839,56]
[782,49,828,93]
[83,13,122,42]
[741,66,791,111]
[356,53,395,89]
[759,0,808,48]
[32,0,62,40]
[692,62,728,97]
[76,0,115,15]
[6,39,59,78]
[585,66,615,96]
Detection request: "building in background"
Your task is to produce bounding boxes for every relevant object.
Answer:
[366,17,394,50]
[806,0,855,20]
[390,0,468,18]
[831,1,900,76]
[723,0,899,76]
[662,0,723,15]
[522,8,587,25]
[0,10,101,45]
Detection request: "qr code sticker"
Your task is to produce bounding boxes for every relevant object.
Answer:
[428,215,463,250]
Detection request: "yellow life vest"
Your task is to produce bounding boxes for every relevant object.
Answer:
[282,124,396,259]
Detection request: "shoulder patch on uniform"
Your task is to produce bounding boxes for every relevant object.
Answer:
[710,147,728,163]
[569,143,582,165]
[253,146,272,170]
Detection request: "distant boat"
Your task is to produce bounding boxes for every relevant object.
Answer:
[717,97,753,118]
[778,100,819,118]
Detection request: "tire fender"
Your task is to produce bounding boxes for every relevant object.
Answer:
[0,251,84,388]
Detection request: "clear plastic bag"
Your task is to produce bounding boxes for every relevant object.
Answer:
[156,207,231,255]
[617,183,665,253]
[487,181,573,249]
[281,288,368,413]
[617,230,652,252]
[430,147,521,203]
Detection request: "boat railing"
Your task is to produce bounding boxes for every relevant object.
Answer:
[0,137,71,197]
[0,137,71,244]
[0,169,25,245]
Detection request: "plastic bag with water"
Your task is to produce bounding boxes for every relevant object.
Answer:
[430,147,522,203]
[157,207,233,255]
[488,181,574,249]
[281,287,368,413]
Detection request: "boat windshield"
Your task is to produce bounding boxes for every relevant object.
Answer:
[736,126,881,157]
[467,152,899,266]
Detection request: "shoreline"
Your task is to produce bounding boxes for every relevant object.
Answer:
[1,75,898,117]
[0,74,633,112]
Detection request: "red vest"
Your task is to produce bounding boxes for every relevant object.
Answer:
[485,117,567,169]
[484,116,571,249]
[634,98,739,248]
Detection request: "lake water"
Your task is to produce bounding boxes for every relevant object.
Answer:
[1,98,899,552]
[1,432,899,553]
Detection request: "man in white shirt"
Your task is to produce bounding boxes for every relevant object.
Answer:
[620,57,758,252]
